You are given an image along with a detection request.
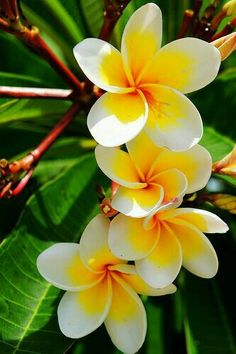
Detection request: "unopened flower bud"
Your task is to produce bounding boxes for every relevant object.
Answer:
[100,197,118,218]
[212,145,236,176]
[206,194,236,214]
[223,0,236,16]
[211,32,236,60]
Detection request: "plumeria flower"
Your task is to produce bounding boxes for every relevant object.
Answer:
[37,214,176,354]
[95,132,212,218]
[73,3,221,151]
[109,206,229,288]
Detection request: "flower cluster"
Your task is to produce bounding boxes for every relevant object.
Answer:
[37,3,229,353]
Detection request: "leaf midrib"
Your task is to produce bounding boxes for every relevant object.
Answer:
[12,283,51,353]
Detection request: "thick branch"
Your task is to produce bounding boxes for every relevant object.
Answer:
[0,86,73,100]
[0,23,83,93]
[99,0,131,41]
[24,31,83,93]
[9,102,81,174]
[0,102,81,197]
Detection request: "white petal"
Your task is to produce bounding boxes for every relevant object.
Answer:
[58,277,112,338]
[87,91,148,147]
[105,274,147,354]
[136,225,182,288]
[152,144,212,193]
[73,38,131,93]
[143,84,203,151]
[139,37,221,93]
[37,243,101,291]
[109,213,159,260]
[166,208,229,233]
[95,145,145,188]
[80,214,122,273]
[111,183,164,218]
[126,131,164,178]
[122,272,177,296]
[121,3,162,84]
[170,222,218,278]
[151,168,188,203]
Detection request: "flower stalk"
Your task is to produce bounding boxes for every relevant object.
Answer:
[177,0,236,42]
[99,0,131,41]
[0,102,80,198]
[0,86,73,100]
[0,1,83,93]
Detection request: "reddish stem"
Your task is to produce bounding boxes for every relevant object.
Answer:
[212,17,236,40]
[0,22,83,93]
[29,102,81,161]
[9,102,80,173]
[26,33,83,93]
[99,0,131,41]
[111,181,119,198]
[177,9,194,38]
[0,86,73,100]
[11,169,33,196]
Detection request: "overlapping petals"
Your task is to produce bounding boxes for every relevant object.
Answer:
[95,132,212,217]
[109,208,228,288]
[37,214,176,353]
[74,3,221,150]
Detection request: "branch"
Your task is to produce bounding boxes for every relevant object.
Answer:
[99,0,131,41]
[0,102,81,197]
[0,16,83,92]
[10,101,81,173]
[25,32,83,93]
[0,86,73,100]
[177,9,194,39]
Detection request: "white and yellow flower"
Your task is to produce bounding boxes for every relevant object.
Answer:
[95,132,212,217]
[37,214,176,354]
[109,207,229,288]
[73,3,221,150]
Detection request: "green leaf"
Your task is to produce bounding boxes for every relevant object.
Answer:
[0,154,108,353]
[0,99,70,125]
[78,0,104,37]
[21,0,85,71]
[192,70,236,142]
[0,72,45,87]
[0,33,64,87]
[200,127,236,186]
[33,137,96,185]
[182,272,236,354]
[201,126,235,162]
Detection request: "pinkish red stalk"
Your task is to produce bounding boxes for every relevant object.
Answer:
[99,0,131,41]
[9,102,81,174]
[0,86,73,100]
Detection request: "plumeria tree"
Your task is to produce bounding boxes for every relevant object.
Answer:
[0,0,235,353]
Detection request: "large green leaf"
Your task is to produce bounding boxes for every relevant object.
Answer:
[33,137,96,185]
[0,33,64,88]
[192,70,236,142]
[0,98,70,125]
[21,0,86,71]
[182,271,236,354]
[201,126,235,162]
[0,154,109,353]
[78,0,104,37]
[0,127,94,240]
[180,205,236,354]
[200,126,236,186]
